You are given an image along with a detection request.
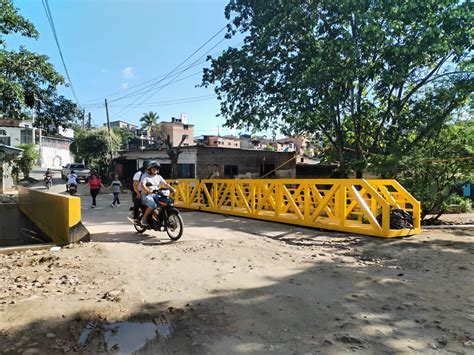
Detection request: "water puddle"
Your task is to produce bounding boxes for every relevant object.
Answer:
[79,316,175,352]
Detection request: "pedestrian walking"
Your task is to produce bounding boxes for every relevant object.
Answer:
[110,175,122,207]
[88,171,107,208]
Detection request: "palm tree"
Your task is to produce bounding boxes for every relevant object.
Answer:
[139,111,159,133]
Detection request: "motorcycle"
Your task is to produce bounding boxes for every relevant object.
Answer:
[69,184,77,195]
[44,175,53,190]
[132,188,184,241]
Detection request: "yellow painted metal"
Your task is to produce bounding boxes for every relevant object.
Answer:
[172,179,421,238]
[18,187,83,244]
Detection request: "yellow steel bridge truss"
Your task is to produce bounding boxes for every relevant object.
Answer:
[172,179,421,238]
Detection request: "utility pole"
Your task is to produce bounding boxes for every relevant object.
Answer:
[87,112,91,129]
[81,108,85,129]
[105,98,111,134]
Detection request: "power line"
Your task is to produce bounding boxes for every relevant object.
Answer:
[112,24,228,118]
[106,94,217,107]
[41,0,80,106]
[82,71,204,109]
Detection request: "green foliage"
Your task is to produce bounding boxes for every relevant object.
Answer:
[446,195,473,213]
[373,120,474,219]
[112,127,135,147]
[139,112,159,131]
[0,0,79,129]
[70,128,121,172]
[203,0,473,175]
[15,143,39,178]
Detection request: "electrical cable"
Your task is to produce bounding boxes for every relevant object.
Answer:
[41,0,81,106]
[112,25,228,118]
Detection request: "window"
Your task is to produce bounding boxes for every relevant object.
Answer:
[0,137,11,146]
[300,158,304,163]
[228,142,231,146]
[183,125,189,130]
[224,165,238,177]
[213,140,218,144]
[0,129,6,135]
[20,130,33,144]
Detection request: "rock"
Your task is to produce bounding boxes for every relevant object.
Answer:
[22,348,40,355]
[46,333,56,338]
[102,289,122,302]
[335,334,363,344]
[436,336,448,346]
[429,343,438,349]
[464,340,474,347]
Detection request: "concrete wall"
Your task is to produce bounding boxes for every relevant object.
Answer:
[18,187,89,244]
[196,146,296,179]
[41,137,73,168]
[0,204,49,247]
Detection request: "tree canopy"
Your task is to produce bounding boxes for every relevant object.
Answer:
[70,128,121,171]
[203,0,473,175]
[0,0,80,130]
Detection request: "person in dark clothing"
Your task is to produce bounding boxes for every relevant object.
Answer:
[131,160,150,221]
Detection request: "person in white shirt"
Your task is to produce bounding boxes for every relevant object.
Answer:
[66,171,78,191]
[140,161,175,226]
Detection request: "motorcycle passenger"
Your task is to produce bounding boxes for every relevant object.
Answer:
[140,161,175,227]
[66,170,79,192]
[131,160,150,222]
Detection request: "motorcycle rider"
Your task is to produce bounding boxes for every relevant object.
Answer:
[44,169,53,180]
[140,161,175,227]
[131,160,150,222]
[66,170,79,192]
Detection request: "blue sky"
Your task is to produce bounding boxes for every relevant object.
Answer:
[9,0,252,136]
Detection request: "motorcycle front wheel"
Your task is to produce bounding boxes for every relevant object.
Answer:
[133,212,147,234]
[166,211,184,241]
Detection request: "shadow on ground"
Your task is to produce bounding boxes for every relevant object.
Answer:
[1,225,472,354]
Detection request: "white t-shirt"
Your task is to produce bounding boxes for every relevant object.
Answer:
[142,174,166,194]
[67,174,78,185]
[133,170,144,192]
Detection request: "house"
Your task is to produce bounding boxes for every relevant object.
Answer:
[113,146,296,182]
[0,144,23,193]
[195,135,241,149]
[106,120,138,131]
[0,119,74,169]
[156,117,195,147]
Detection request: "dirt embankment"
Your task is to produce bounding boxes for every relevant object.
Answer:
[0,226,473,354]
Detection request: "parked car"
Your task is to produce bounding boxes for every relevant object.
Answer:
[61,163,91,181]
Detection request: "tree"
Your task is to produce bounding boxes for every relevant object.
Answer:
[70,128,121,173]
[372,119,474,220]
[112,127,135,148]
[139,112,159,134]
[202,0,473,176]
[1,0,79,129]
[149,126,187,179]
[15,144,39,179]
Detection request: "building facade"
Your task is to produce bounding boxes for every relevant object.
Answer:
[114,146,296,182]
[158,117,195,147]
[0,120,74,169]
[195,135,241,149]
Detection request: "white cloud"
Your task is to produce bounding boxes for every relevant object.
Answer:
[121,83,129,90]
[121,66,134,79]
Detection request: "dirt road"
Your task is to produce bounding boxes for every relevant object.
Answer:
[1,180,473,354]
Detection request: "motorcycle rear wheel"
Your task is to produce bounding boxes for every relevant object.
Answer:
[166,212,183,241]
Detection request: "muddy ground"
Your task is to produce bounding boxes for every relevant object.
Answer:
[0,208,473,354]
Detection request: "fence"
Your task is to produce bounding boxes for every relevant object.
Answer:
[172,179,421,238]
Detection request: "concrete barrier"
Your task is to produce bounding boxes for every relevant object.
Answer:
[18,187,90,244]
